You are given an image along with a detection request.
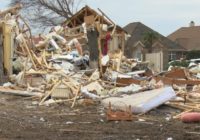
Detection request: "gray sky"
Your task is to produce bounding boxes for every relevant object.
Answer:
[84,0,200,36]
[0,0,10,8]
[1,0,200,36]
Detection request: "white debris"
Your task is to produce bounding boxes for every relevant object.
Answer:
[83,81,104,95]
[102,87,176,114]
[81,88,101,100]
[101,55,110,66]
[109,84,143,95]
[3,82,13,87]
[40,117,45,122]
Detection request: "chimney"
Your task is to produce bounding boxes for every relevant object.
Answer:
[189,21,195,27]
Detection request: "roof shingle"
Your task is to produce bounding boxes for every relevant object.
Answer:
[168,26,200,50]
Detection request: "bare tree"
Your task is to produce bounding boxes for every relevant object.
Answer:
[10,0,83,32]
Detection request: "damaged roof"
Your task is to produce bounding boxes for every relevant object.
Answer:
[64,5,112,27]
[63,5,126,33]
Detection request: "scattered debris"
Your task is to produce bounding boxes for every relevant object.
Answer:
[106,102,133,121]
[1,5,200,129]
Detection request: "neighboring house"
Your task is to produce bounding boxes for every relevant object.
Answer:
[168,21,200,51]
[124,22,186,71]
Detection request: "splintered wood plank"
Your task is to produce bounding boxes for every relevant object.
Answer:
[21,37,37,70]
[39,81,61,105]
[154,76,200,85]
[165,69,188,79]
[71,86,81,108]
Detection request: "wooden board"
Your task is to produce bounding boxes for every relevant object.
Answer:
[84,15,95,25]
[0,87,42,97]
[154,76,200,85]
[164,69,188,79]
[116,77,142,86]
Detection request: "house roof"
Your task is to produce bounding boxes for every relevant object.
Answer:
[123,22,186,56]
[168,26,200,51]
[63,5,111,27]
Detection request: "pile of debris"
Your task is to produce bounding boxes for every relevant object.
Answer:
[0,4,148,108]
[1,4,200,123]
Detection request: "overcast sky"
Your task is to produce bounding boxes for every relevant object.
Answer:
[1,0,200,36]
[84,0,200,36]
[0,0,9,9]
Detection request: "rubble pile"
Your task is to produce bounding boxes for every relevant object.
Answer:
[0,4,150,108]
[1,4,200,122]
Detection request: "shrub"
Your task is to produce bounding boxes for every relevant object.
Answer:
[168,60,189,68]
[186,50,200,60]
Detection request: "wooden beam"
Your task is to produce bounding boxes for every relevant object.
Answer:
[98,8,115,25]
[154,76,200,85]
[73,19,77,27]
[85,8,88,16]
[116,77,142,86]
[164,69,188,79]
[96,23,103,77]
[122,32,125,55]
[21,37,37,70]
[39,81,61,105]
[71,86,81,108]
[19,15,34,48]
[0,87,42,97]
[94,15,99,21]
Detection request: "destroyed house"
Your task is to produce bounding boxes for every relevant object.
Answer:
[2,5,200,134]
[63,5,111,28]
[63,5,127,59]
